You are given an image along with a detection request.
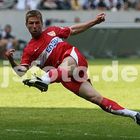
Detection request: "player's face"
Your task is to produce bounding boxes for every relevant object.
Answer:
[26,16,43,38]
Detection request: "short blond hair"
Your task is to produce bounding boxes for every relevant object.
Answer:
[26,10,43,24]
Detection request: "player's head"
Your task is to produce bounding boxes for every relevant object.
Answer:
[26,10,43,24]
[25,10,43,39]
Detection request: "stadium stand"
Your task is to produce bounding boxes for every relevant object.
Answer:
[0,0,16,9]
[0,0,140,11]
[0,10,140,59]
[0,0,140,59]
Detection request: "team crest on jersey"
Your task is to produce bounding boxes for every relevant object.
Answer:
[47,31,56,36]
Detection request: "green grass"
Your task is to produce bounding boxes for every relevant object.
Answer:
[0,58,140,140]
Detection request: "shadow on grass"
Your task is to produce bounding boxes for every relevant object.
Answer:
[0,107,139,140]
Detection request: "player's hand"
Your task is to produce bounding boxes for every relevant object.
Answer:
[5,49,15,58]
[95,13,106,24]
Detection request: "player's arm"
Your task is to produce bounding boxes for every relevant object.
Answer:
[70,13,105,35]
[5,49,28,77]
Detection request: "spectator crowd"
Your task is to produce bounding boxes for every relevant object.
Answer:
[0,0,140,59]
[0,0,140,11]
[0,24,26,59]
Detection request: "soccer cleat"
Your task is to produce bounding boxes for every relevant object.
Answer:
[23,77,48,92]
[134,113,140,125]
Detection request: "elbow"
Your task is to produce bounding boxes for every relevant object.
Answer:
[17,72,26,77]
[70,27,77,35]
[70,26,84,35]
[13,65,28,77]
[70,29,79,35]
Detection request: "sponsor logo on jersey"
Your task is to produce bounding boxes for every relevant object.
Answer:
[46,37,63,53]
[36,37,63,67]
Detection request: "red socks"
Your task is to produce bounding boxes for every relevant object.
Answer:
[100,97,124,113]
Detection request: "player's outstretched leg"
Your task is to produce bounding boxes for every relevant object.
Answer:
[79,81,140,125]
[100,97,140,125]
[23,67,65,92]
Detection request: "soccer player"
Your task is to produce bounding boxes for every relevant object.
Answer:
[5,10,140,125]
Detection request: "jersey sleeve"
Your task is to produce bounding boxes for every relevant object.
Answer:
[20,47,32,67]
[48,26,71,39]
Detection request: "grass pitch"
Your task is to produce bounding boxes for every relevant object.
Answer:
[0,58,140,140]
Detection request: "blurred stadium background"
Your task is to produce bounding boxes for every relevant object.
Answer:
[0,0,140,59]
[0,1,140,140]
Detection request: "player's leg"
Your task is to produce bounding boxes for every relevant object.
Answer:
[40,47,88,84]
[41,56,77,84]
[23,56,77,91]
[78,81,140,124]
[23,47,85,90]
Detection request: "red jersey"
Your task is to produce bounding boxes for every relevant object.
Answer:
[21,26,88,94]
[21,26,73,68]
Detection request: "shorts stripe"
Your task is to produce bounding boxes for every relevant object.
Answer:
[70,47,78,65]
